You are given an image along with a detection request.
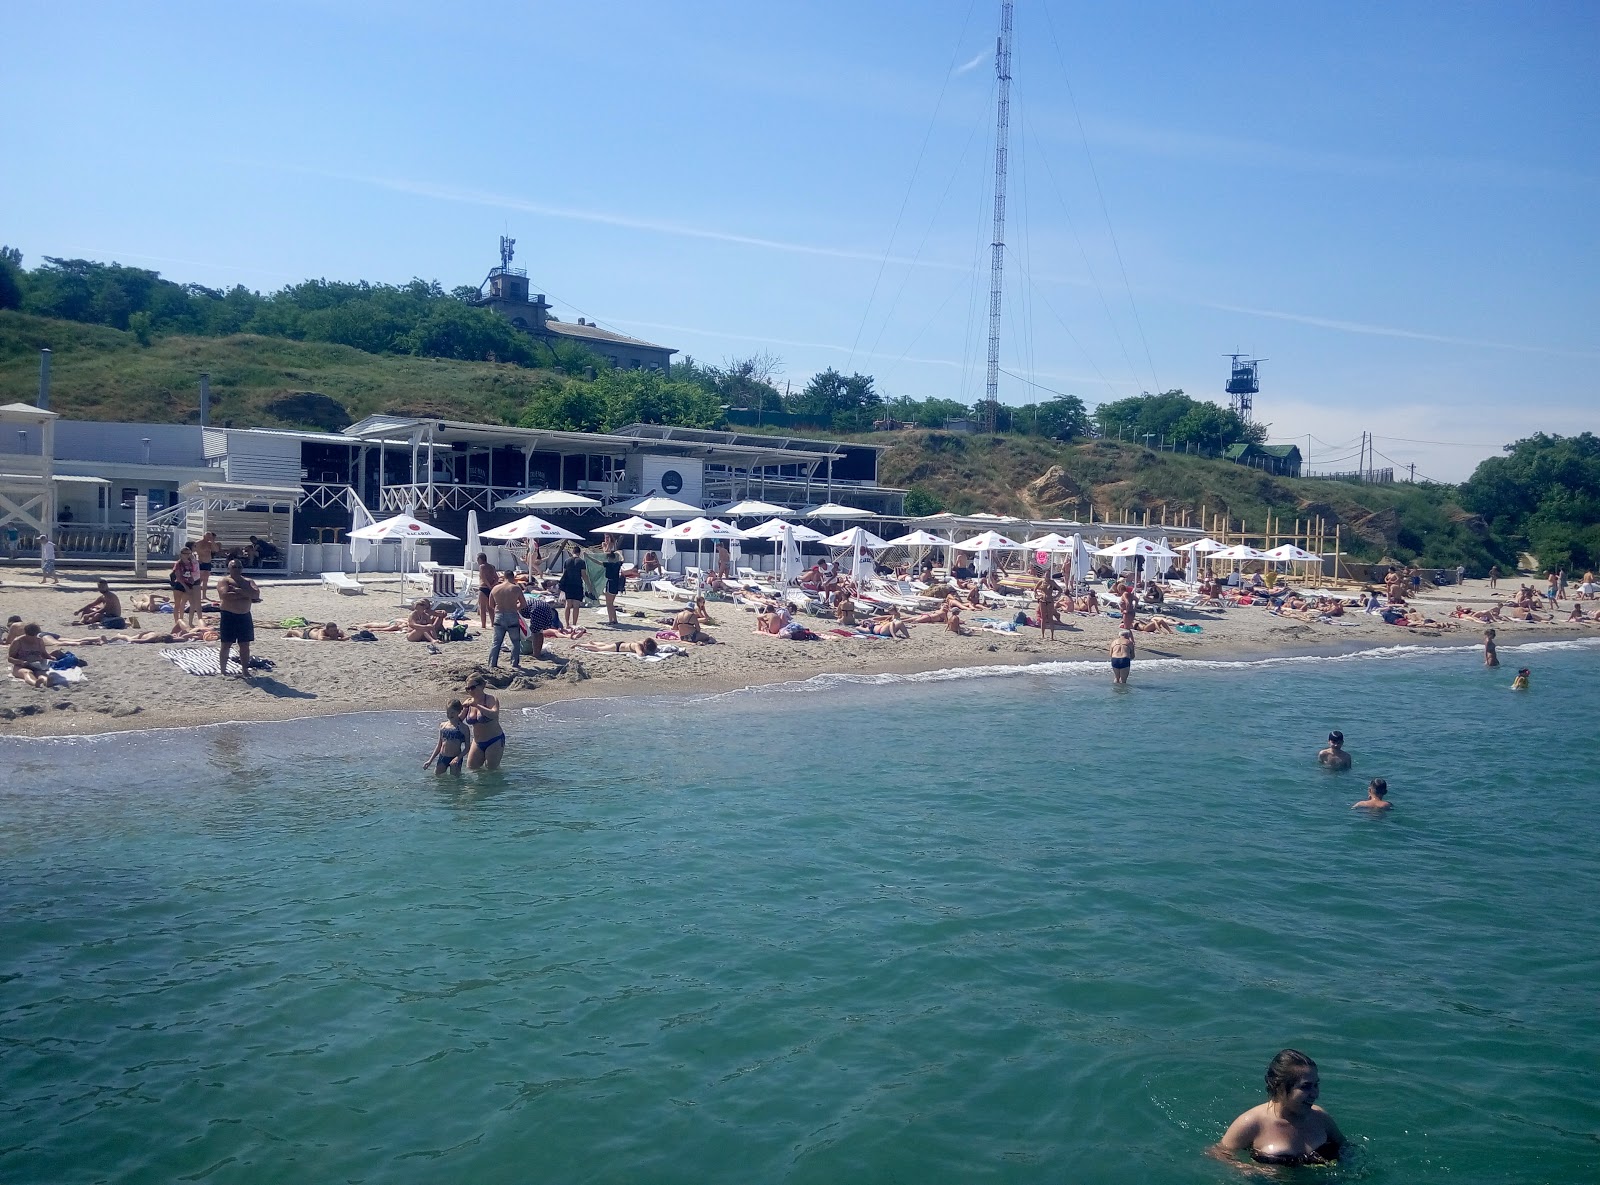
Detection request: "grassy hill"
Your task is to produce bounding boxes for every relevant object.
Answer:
[0,311,1506,570]
[0,311,562,430]
[871,431,1504,570]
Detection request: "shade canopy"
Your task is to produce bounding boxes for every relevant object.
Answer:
[349,513,458,542]
[591,515,663,537]
[1262,544,1321,562]
[1094,537,1177,559]
[1175,537,1226,552]
[1021,532,1077,552]
[479,515,582,542]
[884,529,956,549]
[1210,544,1267,561]
[712,499,793,518]
[624,495,702,517]
[804,502,872,519]
[777,523,803,586]
[742,518,827,542]
[654,516,749,542]
[817,526,890,549]
[953,530,1024,551]
[497,489,603,511]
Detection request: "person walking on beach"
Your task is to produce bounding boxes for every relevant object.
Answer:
[215,559,261,677]
[1487,564,1500,589]
[600,545,626,625]
[487,570,526,671]
[1483,628,1499,667]
[1352,778,1391,811]
[1318,731,1352,770]
[558,544,592,630]
[39,534,59,585]
[1455,564,1466,586]
[195,531,219,598]
[1109,629,1134,684]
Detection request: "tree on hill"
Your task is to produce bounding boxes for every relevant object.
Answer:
[1094,389,1263,450]
[790,368,880,430]
[1460,432,1600,571]
[0,247,25,311]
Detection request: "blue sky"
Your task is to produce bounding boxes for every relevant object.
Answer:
[3,1,1595,480]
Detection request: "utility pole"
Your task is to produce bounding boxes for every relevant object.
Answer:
[1408,462,1416,482]
[982,0,1013,434]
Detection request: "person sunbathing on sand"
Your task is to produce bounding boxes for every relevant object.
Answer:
[834,595,858,628]
[945,604,971,635]
[1132,616,1176,633]
[755,604,791,635]
[574,637,659,656]
[673,608,716,644]
[406,600,447,642]
[1565,603,1594,623]
[285,621,346,640]
[1502,605,1552,623]
[868,609,909,638]
[8,624,54,687]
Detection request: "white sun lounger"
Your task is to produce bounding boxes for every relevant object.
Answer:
[321,571,365,595]
[653,578,699,603]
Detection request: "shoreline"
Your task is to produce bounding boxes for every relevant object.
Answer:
[3,622,1586,740]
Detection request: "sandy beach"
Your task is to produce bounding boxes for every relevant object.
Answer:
[0,566,1584,737]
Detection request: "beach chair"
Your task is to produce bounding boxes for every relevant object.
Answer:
[321,571,365,596]
[785,589,824,616]
[430,568,459,599]
[653,578,699,603]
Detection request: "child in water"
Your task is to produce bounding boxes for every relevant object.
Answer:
[1511,667,1531,691]
[422,699,468,774]
[1352,778,1391,810]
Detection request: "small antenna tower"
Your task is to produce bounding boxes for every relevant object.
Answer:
[1224,353,1265,421]
[499,235,516,273]
[982,0,1014,434]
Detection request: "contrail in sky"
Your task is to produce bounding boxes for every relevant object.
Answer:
[953,49,988,75]
[1202,300,1600,359]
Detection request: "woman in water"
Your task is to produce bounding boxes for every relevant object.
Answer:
[461,674,506,771]
[1213,1048,1346,1167]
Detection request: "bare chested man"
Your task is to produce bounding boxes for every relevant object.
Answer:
[215,559,261,676]
[488,570,527,670]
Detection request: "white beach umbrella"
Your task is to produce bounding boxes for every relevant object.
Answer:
[1263,544,1320,563]
[805,502,873,520]
[1072,534,1094,586]
[713,499,793,518]
[1210,544,1267,561]
[480,515,583,543]
[778,521,802,586]
[817,526,890,549]
[625,494,702,518]
[590,515,664,538]
[1022,532,1077,552]
[348,494,377,569]
[889,528,957,549]
[659,521,678,574]
[953,530,1024,551]
[499,489,603,511]
[1176,537,1225,552]
[656,517,747,579]
[743,518,827,542]
[1186,546,1198,585]
[350,513,459,603]
[464,509,481,575]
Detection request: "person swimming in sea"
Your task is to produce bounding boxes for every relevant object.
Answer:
[1213,1048,1346,1167]
[421,699,467,775]
[1483,627,1499,667]
[1511,667,1530,691]
[1318,730,1352,770]
[1352,777,1391,811]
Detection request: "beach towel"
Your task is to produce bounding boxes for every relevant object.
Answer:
[160,648,276,677]
[45,667,86,687]
[1175,623,1203,633]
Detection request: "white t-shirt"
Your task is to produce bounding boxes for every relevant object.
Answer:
[41,540,55,562]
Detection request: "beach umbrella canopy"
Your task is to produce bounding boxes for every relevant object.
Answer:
[480,514,582,542]
[1211,544,1267,561]
[1094,536,1173,558]
[742,517,827,542]
[887,529,957,549]
[464,509,481,571]
[1072,534,1094,582]
[350,513,458,542]
[590,515,663,538]
[1022,532,1077,553]
[1263,544,1320,563]
[1186,546,1198,585]
[498,489,603,511]
[804,502,872,520]
[655,517,748,542]
[625,494,702,518]
[1176,537,1225,552]
[953,530,1024,551]
[713,499,793,518]
[817,526,890,549]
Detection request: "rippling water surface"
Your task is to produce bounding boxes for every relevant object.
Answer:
[2,640,1597,1184]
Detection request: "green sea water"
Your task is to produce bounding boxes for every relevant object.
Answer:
[1,639,1597,1183]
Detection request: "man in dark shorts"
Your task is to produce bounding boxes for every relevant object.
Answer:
[1109,629,1134,684]
[215,559,261,676]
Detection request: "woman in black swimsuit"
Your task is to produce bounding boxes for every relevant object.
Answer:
[600,546,626,625]
[477,553,497,628]
[1213,1048,1346,1167]
[462,675,506,771]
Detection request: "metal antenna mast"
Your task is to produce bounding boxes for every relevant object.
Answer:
[982,0,1014,433]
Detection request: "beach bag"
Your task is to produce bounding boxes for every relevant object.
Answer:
[350,629,378,641]
[49,652,84,670]
[446,624,470,642]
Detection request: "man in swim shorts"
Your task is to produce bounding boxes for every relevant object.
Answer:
[215,559,261,676]
[1109,629,1134,685]
[1318,731,1352,770]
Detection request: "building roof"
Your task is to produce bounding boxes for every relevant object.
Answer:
[613,423,878,456]
[1225,441,1303,460]
[542,319,676,354]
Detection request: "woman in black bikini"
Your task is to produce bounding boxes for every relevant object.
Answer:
[1213,1048,1346,1167]
[477,553,497,628]
[462,675,506,771]
[421,698,467,775]
[600,546,626,625]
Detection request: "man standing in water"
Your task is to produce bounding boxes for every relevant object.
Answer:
[1483,628,1499,667]
[1352,778,1391,811]
[1109,629,1134,684]
[1318,731,1352,769]
[215,559,261,677]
